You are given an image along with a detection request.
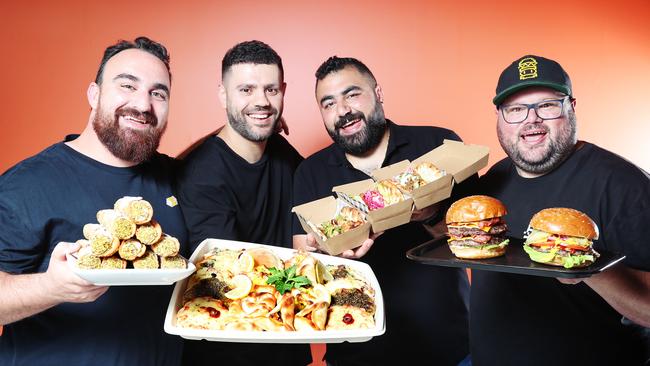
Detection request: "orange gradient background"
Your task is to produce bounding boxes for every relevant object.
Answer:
[1,0,649,363]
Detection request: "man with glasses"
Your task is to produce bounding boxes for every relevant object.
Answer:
[469,55,650,365]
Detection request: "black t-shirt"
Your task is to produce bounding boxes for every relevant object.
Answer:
[0,137,188,366]
[471,142,650,366]
[293,121,472,366]
[177,133,303,249]
[176,133,311,366]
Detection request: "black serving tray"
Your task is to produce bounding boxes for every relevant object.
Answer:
[406,237,625,278]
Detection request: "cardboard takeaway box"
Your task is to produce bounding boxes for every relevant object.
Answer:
[333,179,415,233]
[393,139,490,210]
[292,196,372,256]
[293,140,489,254]
[333,139,489,232]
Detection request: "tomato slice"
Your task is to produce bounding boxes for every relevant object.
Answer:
[558,243,589,251]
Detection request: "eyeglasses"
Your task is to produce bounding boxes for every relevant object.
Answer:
[499,96,571,124]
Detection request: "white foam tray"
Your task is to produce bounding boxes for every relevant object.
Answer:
[164,238,385,343]
[66,253,195,286]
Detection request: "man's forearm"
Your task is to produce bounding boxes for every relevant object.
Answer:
[586,266,650,328]
[0,271,58,325]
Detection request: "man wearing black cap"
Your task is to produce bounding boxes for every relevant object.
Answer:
[470,55,650,365]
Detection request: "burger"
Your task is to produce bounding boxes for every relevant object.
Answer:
[445,195,509,259]
[523,208,600,268]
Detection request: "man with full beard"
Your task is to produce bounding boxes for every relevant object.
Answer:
[0,37,188,366]
[471,55,650,366]
[176,41,311,366]
[292,56,474,365]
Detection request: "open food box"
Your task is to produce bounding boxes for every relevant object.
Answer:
[292,196,372,256]
[334,139,489,227]
[292,140,488,255]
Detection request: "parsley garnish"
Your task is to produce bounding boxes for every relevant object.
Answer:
[266,265,312,294]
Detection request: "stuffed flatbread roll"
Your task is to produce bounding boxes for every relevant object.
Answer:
[84,224,120,257]
[97,209,136,240]
[152,234,180,257]
[75,242,101,269]
[114,196,154,224]
[118,238,146,261]
[133,249,159,269]
[160,254,187,269]
[100,255,128,269]
[135,219,162,245]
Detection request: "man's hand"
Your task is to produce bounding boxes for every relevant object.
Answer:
[339,231,383,259]
[44,242,109,303]
[411,203,440,223]
[0,241,109,325]
[559,266,650,327]
[293,231,384,259]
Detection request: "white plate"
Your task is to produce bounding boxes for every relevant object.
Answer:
[66,253,196,286]
[164,238,386,343]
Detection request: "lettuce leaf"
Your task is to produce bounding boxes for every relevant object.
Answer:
[482,239,509,251]
[523,244,557,263]
[523,244,594,268]
[561,254,594,269]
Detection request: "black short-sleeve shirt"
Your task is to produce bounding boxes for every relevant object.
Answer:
[177,133,303,249]
[0,137,188,366]
[293,121,472,365]
[471,142,650,366]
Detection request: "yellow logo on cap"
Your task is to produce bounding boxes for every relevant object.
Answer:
[518,57,538,80]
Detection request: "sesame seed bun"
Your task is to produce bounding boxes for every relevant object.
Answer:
[529,208,599,240]
[445,195,507,224]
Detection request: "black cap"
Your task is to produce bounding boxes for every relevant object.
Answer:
[493,55,572,106]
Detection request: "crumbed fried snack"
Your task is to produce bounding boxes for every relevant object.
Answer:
[413,161,445,183]
[375,180,404,205]
[97,209,136,240]
[135,219,162,245]
[84,224,120,257]
[118,238,146,261]
[100,255,128,269]
[133,249,159,269]
[160,254,187,269]
[152,234,180,257]
[114,196,153,224]
[314,206,366,239]
[392,170,427,193]
[75,243,101,269]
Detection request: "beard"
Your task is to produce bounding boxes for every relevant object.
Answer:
[498,110,577,175]
[227,105,280,142]
[326,101,387,155]
[93,104,165,164]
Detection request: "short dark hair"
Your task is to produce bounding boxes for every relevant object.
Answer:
[222,40,284,80]
[315,56,376,85]
[94,36,171,85]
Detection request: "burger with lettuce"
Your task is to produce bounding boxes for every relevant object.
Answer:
[445,195,510,259]
[523,207,600,268]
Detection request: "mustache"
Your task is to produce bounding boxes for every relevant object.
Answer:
[520,124,549,134]
[335,112,365,129]
[116,107,157,126]
[245,105,278,115]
